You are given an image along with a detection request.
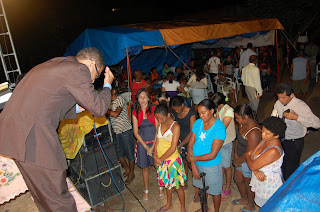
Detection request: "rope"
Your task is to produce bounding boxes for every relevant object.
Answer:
[165,46,193,70]
[280,30,298,52]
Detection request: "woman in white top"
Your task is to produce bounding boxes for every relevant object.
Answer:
[188,67,208,112]
[162,71,185,99]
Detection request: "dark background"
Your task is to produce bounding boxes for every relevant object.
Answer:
[0,0,319,81]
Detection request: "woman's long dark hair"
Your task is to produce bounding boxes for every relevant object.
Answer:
[195,67,206,82]
[234,104,259,123]
[211,92,227,106]
[198,99,217,111]
[135,88,152,118]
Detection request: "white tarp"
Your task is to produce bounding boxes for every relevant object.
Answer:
[192,30,275,49]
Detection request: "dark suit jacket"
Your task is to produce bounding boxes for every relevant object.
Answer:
[0,56,111,170]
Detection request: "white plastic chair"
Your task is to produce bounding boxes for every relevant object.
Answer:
[316,62,320,82]
[216,77,237,102]
[233,68,242,96]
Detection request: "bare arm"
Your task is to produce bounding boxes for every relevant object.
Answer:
[107,106,122,117]
[235,128,261,164]
[245,145,281,171]
[179,114,196,147]
[187,132,200,179]
[132,115,149,150]
[305,60,310,83]
[189,139,224,162]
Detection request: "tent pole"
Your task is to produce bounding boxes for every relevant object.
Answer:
[126,48,133,119]
[166,46,192,70]
[276,30,280,84]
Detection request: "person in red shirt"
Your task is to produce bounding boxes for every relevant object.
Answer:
[132,69,151,104]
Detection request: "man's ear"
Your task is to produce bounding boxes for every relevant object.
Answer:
[290,93,294,98]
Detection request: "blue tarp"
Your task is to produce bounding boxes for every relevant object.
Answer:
[121,44,192,76]
[64,25,272,75]
[261,150,320,211]
[65,27,165,66]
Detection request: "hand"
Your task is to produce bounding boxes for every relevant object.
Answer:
[104,66,114,85]
[192,165,200,180]
[154,156,162,167]
[147,146,153,157]
[283,109,298,120]
[253,170,266,181]
[177,146,182,154]
[78,105,86,112]
[186,155,194,163]
[232,158,241,167]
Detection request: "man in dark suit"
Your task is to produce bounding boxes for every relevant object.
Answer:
[0,47,114,211]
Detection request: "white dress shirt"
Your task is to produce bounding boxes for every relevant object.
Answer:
[271,96,320,139]
[239,49,256,70]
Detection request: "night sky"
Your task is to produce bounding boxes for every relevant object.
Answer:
[0,0,244,81]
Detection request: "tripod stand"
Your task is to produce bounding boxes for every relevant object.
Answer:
[199,172,209,212]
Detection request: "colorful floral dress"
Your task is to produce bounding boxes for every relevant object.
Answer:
[156,121,187,189]
[250,141,284,199]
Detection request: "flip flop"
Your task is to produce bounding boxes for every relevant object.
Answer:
[232,199,246,205]
[240,207,256,212]
[221,190,231,201]
[156,207,172,212]
[193,195,200,203]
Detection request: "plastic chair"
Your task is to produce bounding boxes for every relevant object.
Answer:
[216,77,237,102]
[233,68,242,96]
[316,62,320,82]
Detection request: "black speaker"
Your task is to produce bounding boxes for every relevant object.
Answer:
[83,124,112,149]
[68,125,125,207]
[69,163,125,207]
[71,141,118,175]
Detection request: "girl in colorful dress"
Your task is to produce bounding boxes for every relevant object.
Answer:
[245,116,286,208]
[154,103,187,212]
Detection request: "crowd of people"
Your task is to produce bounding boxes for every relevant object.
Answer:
[107,81,320,212]
[2,43,319,212]
[104,42,320,212]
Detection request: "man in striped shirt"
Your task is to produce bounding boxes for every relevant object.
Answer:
[107,87,135,184]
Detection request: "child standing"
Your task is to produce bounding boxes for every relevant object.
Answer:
[154,104,187,212]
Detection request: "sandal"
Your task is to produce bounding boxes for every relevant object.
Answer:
[159,187,165,199]
[240,207,256,212]
[193,195,200,203]
[143,190,149,201]
[156,206,173,212]
[221,189,231,201]
[232,199,246,205]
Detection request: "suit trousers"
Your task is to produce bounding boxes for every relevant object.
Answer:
[281,137,304,181]
[14,160,77,212]
[245,86,260,112]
